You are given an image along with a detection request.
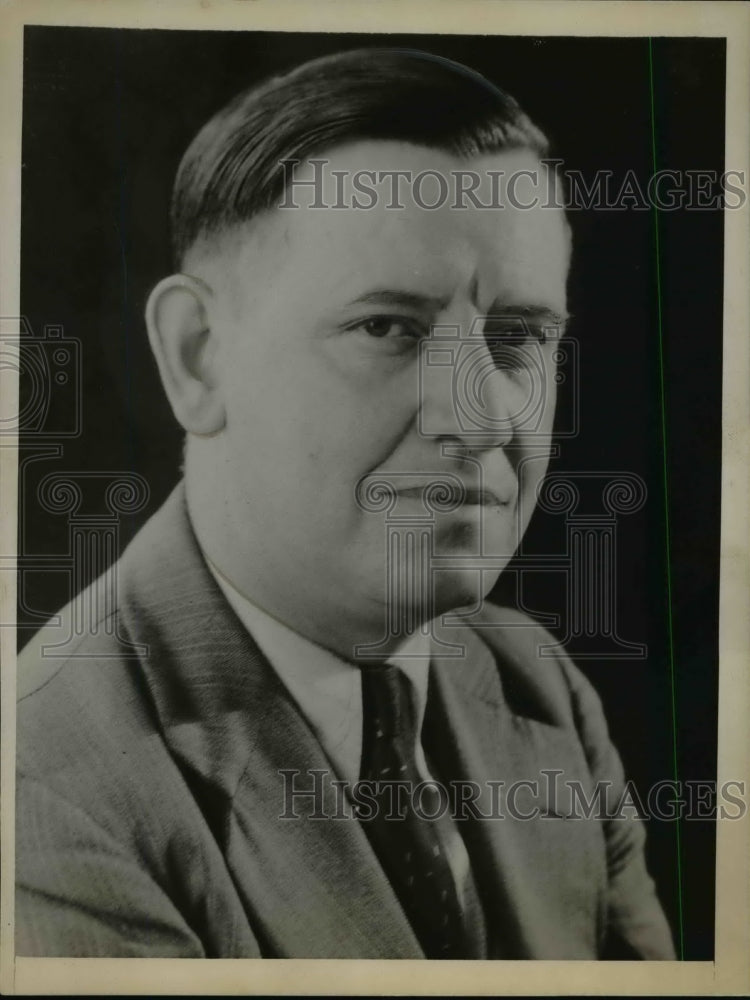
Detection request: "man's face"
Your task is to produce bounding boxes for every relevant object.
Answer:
[197,141,570,644]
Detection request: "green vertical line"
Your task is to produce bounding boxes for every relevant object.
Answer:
[648,36,685,960]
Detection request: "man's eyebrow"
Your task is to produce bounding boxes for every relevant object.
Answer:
[347,289,451,311]
[484,303,572,329]
[345,290,571,330]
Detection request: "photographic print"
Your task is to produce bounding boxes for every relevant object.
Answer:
[1,1,748,995]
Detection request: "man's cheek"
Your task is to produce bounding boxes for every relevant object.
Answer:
[341,415,418,479]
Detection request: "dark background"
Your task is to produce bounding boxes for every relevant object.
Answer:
[18,27,725,960]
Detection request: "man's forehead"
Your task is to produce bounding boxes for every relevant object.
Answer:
[284,141,557,219]
[217,139,569,308]
[288,138,547,189]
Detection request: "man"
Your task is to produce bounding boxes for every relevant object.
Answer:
[16,48,675,959]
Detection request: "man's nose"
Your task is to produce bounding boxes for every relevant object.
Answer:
[418,325,519,451]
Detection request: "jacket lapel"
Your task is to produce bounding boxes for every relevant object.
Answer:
[224,681,422,957]
[119,484,421,958]
[427,618,605,958]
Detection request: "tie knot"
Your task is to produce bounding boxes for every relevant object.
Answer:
[359,663,416,743]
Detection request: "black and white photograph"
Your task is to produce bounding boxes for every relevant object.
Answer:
[2,0,749,995]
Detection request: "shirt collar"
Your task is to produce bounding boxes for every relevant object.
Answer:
[206,563,432,785]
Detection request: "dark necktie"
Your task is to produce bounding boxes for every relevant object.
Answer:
[358,663,469,959]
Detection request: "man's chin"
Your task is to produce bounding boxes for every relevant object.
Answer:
[431,566,501,617]
[372,568,501,625]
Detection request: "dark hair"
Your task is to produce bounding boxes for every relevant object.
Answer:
[171,47,550,265]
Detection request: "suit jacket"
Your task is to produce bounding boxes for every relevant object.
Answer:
[16,483,675,959]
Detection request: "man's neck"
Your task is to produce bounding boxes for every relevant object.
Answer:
[184,448,432,664]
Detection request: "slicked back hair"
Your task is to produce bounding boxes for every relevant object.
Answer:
[171,47,550,266]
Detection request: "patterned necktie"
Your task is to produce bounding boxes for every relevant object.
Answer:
[358,662,468,959]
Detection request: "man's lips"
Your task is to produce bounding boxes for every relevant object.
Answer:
[395,484,511,508]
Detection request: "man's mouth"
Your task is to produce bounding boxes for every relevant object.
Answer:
[395,484,510,508]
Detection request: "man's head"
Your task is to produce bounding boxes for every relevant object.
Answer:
[146,48,571,658]
[168,47,550,267]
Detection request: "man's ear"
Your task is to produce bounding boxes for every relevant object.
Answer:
[145,274,226,435]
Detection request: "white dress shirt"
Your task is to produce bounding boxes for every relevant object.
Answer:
[208,565,471,900]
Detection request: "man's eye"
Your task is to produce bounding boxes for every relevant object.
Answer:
[485,332,546,374]
[353,316,423,340]
[483,321,551,373]
[483,319,548,344]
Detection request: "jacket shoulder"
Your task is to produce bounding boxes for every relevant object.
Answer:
[19,639,149,771]
[16,485,189,779]
[16,565,162,791]
[472,603,605,737]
